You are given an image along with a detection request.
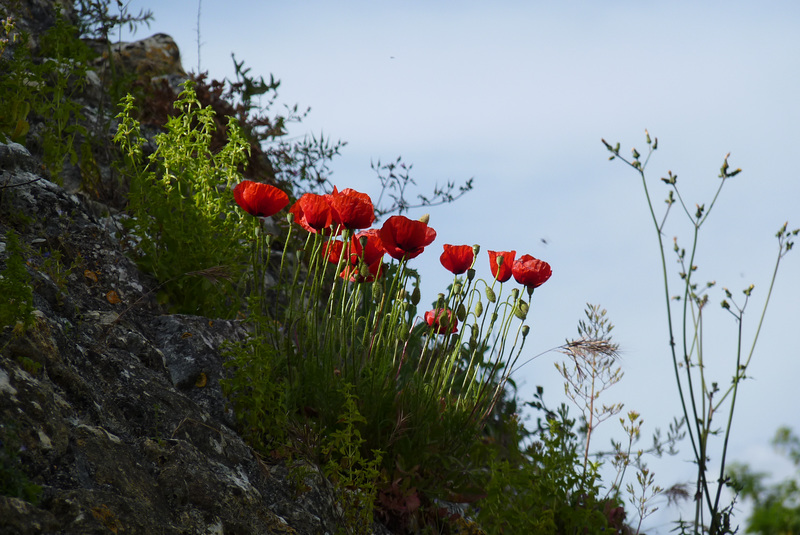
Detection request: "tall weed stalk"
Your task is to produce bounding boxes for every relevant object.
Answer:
[602,132,798,533]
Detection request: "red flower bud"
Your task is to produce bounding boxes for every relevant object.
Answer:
[488,250,516,282]
[424,308,458,334]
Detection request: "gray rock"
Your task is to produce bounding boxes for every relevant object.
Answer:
[0,140,393,534]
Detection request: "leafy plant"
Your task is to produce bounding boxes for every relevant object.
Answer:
[322,383,384,534]
[35,9,93,183]
[0,421,42,505]
[475,404,616,535]
[114,80,256,316]
[0,13,34,144]
[0,229,35,332]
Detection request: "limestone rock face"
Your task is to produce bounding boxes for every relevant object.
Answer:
[0,145,391,533]
[89,33,189,86]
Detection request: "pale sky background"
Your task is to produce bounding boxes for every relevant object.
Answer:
[126,2,799,531]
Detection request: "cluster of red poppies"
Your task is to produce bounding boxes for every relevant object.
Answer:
[233,180,552,331]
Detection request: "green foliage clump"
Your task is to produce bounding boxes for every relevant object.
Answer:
[221,324,288,453]
[729,426,800,534]
[0,230,35,331]
[476,402,617,534]
[0,422,42,505]
[115,80,255,316]
[322,384,384,534]
[0,8,92,183]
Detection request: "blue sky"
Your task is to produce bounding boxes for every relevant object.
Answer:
[127,1,799,531]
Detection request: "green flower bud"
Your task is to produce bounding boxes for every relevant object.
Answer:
[411,286,421,306]
[522,325,530,337]
[514,300,529,320]
[453,282,462,295]
[457,303,467,322]
[372,282,383,302]
[485,286,496,303]
[467,268,475,281]
[286,212,294,224]
[475,300,483,318]
[511,288,519,300]
[399,326,409,341]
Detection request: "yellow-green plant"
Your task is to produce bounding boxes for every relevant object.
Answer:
[602,132,798,534]
[115,80,254,316]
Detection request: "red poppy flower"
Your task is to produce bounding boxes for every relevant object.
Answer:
[380,215,437,260]
[440,244,475,275]
[512,254,552,289]
[340,259,384,283]
[324,229,384,264]
[425,308,458,334]
[233,180,289,217]
[488,250,516,283]
[324,230,385,282]
[290,193,337,234]
[327,187,376,230]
